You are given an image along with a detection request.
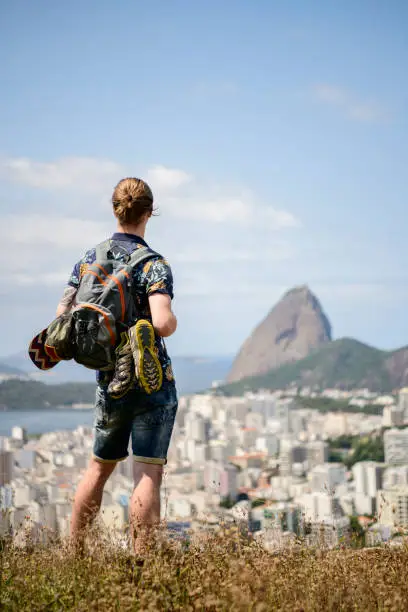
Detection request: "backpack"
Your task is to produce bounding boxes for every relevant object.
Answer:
[47,239,159,371]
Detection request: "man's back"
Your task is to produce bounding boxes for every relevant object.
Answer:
[67,231,176,389]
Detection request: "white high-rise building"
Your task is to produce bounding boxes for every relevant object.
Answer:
[185,412,206,443]
[290,411,308,436]
[188,394,214,419]
[11,427,27,443]
[383,405,404,427]
[13,482,36,507]
[377,486,408,527]
[324,413,349,437]
[227,398,249,422]
[204,460,222,493]
[398,388,408,422]
[353,461,385,497]
[307,441,329,469]
[249,392,276,423]
[245,411,264,430]
[255,433,280,457]
[310,463,346,494]
[242,427,258,449]
[352,461,385,515]
[220,464,239,499]
[383,465,408,489]
[208,440,227,463]
[298,492,340,522]
[275,399,292,434]
[184,439,197,464]
[384,428,408,465]
[194,443,207,464]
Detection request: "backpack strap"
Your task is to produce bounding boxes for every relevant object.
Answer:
[95,240,161,267]
[95,239,112,262]
[129,246,161,269]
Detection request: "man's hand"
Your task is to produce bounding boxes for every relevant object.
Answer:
[148,293,177,337]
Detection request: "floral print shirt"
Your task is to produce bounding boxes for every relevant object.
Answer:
[67,232,175,387]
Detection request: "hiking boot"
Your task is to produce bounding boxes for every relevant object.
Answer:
[107,332,135,399]
[129,320,163,394]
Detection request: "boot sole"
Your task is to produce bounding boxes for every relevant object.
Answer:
[130,320,163,394]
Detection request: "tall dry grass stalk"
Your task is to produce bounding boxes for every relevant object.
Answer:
[1,522,408,611]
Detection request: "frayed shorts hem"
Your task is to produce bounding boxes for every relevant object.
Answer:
[133,455,166,465]
[92,454,128,464]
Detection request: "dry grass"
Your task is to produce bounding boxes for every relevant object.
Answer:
[1,530,408,611]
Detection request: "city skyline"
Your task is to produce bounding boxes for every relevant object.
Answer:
[3,385,408,550]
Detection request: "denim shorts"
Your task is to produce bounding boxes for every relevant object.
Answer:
[93,383,178,465]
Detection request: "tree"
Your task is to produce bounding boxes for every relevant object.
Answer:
[349,515,365,548]
[219,495,235,509]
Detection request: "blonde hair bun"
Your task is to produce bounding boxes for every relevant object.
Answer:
[112,177,154,225]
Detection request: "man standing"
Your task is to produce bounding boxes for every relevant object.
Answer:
[56,177,178,553]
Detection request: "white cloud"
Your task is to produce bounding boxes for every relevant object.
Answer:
[312,84,386,123]
[146,165,192,192]
[0,156,192,199]
[0,156,124,193]
[1,214,110,249]
[0,214,111,288]
[0,155,300,229]
[0,156,301,302]
[164,194,300,229]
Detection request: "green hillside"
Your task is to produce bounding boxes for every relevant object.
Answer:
[221,338,408,395]
[0,380,95,410]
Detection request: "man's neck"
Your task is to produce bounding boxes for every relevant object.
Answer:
[116,222,146,239]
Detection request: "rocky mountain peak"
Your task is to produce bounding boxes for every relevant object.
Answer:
[227,285,332,383]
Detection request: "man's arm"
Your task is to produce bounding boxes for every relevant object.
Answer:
[144,256,176,337]
[56,286,77,317]
[148,293,177,337]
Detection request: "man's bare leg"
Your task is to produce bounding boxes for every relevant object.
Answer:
[70,457,116,548]
[130,462,163,554]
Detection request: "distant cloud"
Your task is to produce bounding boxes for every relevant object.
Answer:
[0,155,301,297]
[0,156,192,199]
[2,214,109,249]
[0,155,300,229]
[164,194,300,229]
[0,214,111,288]
[0,156,124,193]
[146,165,192,192]
[312,84,387,123]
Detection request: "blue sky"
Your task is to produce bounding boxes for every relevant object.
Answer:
[0,0,407,358]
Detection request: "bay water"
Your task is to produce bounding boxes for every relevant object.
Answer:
[0,409,94,437]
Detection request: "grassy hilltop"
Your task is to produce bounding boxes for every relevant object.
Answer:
[2,533,408,611]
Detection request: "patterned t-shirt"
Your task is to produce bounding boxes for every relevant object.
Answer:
[67,232,175,388]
